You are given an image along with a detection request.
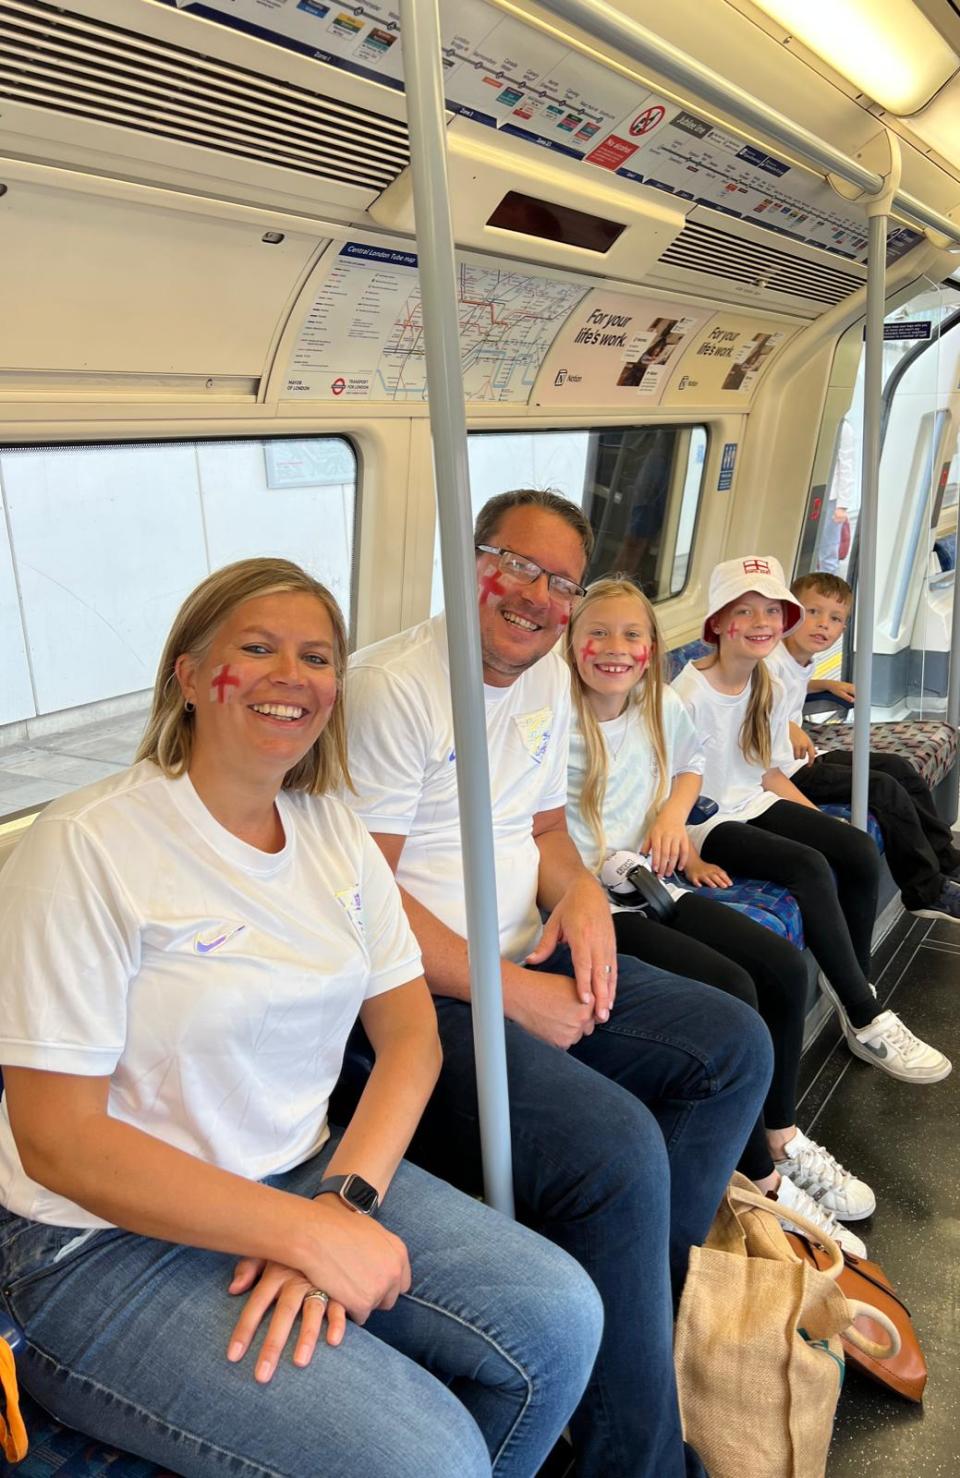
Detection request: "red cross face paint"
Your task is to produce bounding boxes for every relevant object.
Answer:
[479,565,507,606]
[210,663,241,704]
[726,622,740,641]
[579,639,599,664]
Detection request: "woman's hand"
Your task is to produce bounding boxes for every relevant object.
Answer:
[642,810,690,877]
[227,1258,348,1382]
[227,1197,411,1381]
[683,851,732,889]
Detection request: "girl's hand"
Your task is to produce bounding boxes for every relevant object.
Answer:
[683,854,732,889]
[643,813,690,877]
[227,1257,347,1383]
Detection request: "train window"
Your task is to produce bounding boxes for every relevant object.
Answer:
[798,280,960,715]
[430,425,707,611]
[0,436,357,818]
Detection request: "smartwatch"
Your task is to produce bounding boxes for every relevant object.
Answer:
[315,1173,381,1216]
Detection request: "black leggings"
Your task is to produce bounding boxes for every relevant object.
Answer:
[701,801,879,1030]
[614,892,807,1181]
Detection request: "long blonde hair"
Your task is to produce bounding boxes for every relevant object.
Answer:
[703,603,774,768]
[136,557,353,795]
[565,577,668,864]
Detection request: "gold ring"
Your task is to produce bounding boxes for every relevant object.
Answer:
[304,1289,330,1305]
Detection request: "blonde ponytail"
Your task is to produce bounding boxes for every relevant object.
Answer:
[740,660,773,768]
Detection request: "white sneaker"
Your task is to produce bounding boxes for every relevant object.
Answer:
[774,1173,867,1258]
[775,1128,875,1221]
[847,1009,952,1084]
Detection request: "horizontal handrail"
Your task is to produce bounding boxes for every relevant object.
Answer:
[534,0,960,246]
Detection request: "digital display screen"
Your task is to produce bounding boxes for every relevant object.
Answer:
[487,191,626,254]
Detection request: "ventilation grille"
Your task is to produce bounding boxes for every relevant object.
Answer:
[658,218,863,305]
[0,0,410,191]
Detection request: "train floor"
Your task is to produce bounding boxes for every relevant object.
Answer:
[797,907,960,1476]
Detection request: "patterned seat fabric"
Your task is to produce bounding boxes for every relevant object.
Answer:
[675,879,805,949]
[806,719,958,790]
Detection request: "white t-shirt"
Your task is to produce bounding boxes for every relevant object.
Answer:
[766,643,818,777]
[345,613,570,963]
[567,688,704,872]
[670,661,796,845]
[766,642,812,727]
[0,761,421,1228]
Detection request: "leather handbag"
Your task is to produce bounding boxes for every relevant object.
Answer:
[785,1231,927,1402]
[674,1174,901,1478]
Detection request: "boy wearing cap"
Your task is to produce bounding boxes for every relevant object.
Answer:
[671,554,950,1085]
[767,571,960,925]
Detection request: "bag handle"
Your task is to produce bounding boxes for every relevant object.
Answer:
[843,1300,902,1361]
[726,1181,903,1362]
[725,1180,845,1279]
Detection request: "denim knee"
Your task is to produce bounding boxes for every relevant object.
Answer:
[705,990,774,1094]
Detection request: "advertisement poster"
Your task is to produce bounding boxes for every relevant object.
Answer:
[662,315,793,404]
[284,240,586,402]
[535,291,710,407]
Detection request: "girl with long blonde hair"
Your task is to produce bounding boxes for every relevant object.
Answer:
[671,554,949,1092]
[566,575,875,1250]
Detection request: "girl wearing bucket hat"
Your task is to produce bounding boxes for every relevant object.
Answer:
[671,555,950,1087]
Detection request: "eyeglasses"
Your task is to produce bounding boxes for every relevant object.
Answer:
[476,545,587,605]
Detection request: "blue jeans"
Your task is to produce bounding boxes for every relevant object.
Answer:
[406,951,773,1478]
[0,1141,602,1477]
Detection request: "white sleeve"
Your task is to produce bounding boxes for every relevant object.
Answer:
[665,689,705,777]
[0,816,140,1074]
[358,826,424,998]
[345,664,430,836]
[769,681,798,772]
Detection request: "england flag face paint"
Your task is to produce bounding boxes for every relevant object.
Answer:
[209,663,241,704]
[479,564,507,606]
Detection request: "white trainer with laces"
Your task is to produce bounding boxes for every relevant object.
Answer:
[774,1128,875,1221]
[774,1173,867,1259]
[847,1009,952,1084]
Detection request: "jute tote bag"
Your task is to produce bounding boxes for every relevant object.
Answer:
[674,1173,900,1478]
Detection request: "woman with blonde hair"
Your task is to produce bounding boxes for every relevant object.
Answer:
[0,556,600,1478]
[566,575,873,1252]
[673,555,949,1089]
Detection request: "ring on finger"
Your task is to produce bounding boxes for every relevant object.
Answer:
[603,964,612,975]
[304,1289,330,1306]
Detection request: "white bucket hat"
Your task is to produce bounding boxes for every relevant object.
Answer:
[702,555,804,644]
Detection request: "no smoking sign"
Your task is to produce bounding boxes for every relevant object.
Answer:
[629,105,666,137]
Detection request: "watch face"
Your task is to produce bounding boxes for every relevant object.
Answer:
[344,1175,380,1214]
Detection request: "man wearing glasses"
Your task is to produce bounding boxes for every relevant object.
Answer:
[344,489,771,1478]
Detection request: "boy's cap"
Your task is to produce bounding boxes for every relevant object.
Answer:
[703,556,804,644]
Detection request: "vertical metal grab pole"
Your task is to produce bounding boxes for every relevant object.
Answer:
[850,212,888,830]
[398,0,514,1215]
[947,553,960,728]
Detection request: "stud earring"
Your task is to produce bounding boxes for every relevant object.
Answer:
[184,700,196,714]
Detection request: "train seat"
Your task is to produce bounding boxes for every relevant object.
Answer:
[806,717,959,792]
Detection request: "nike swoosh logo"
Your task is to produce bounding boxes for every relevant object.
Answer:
[863,1039,888,1059]
[195,925,245,955]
